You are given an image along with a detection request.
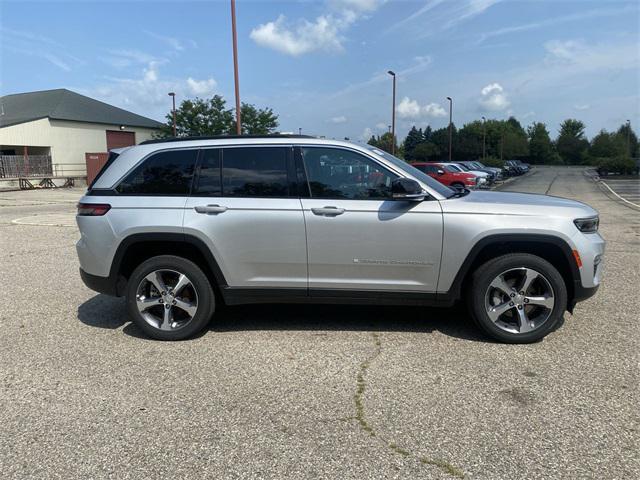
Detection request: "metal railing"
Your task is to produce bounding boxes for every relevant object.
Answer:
[0,155,53,178]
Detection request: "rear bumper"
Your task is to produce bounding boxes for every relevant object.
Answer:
[80,268,119,296]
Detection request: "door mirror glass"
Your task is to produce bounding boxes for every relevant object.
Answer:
[391,178,425,201]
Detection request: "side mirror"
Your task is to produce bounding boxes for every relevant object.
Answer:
[392,178,426,201]
[437,169,445,175]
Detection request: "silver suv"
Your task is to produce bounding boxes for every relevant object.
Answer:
[76,135,604,343]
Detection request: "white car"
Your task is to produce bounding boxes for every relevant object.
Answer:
[442,163,490,186]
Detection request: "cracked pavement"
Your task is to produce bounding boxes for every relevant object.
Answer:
[1,167,638,479]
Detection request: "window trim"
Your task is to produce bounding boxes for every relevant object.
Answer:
[295,145,399,201]
[113,146,200,197]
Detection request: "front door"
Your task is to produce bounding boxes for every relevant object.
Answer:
[183,145,307,290]
[298,146,443,293]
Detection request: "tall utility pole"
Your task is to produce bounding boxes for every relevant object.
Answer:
[446,96,453,162]
[230,0,242,135]
[168,92,176,137]
[482,116,486,161]
[388,71,396,155]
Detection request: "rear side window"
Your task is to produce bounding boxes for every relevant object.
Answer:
[222,147,288,197]
[117,149,197,195]
[194,149,222,196]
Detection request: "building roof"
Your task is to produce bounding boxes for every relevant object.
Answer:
[0,89,163,129]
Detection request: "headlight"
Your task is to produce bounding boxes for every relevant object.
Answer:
[574,216,599,233]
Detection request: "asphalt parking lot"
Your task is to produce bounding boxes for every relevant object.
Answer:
[1,166,638,479]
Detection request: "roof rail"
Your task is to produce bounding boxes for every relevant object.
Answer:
[139,134,316,145]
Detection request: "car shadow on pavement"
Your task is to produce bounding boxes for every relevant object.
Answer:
[77,294,489,342]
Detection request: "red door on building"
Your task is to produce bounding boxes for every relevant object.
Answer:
[106,130,136,150]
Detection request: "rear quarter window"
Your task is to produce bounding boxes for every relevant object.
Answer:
[117,149,198,195]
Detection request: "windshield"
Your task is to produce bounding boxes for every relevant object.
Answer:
[444,165,460,173]
[363,145,455,198]
[456,163,471,171]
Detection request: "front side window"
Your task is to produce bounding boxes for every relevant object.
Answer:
[222,147,288,197]
[300,147,396,200]
[117,149,197,195]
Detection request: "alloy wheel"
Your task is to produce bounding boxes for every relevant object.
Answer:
[484,267,555,334]
[135,269,199,331]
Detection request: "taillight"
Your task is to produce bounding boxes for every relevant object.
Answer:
[77,203,111,216]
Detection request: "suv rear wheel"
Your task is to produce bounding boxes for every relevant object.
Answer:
[468,253,567,343]
[126,255,215,340]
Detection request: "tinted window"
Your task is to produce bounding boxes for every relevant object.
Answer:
[444,165,459,173]
[222,147,288,197]
[301,147,396,200]
[117,149,197,195]
[194,149,222,196]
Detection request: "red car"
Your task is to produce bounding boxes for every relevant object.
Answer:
[412,162,478,189]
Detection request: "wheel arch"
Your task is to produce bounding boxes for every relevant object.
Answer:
[443,234,580,310]
[109,233,228,296]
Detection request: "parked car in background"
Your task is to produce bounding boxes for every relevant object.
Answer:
[460,161,503,181]
[412,162,479,189]
[505,160,529,174]
[444,163,492,187]
[76,135,605,344]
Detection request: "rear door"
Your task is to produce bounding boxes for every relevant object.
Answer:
[297,146,443,293]
[183,145,307,290]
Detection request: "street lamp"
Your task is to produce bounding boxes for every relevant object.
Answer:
[168,92,176,137]
[230,0,242,135]
[446,96,453,162]
[299,127,302,135]
[388,70,396,155]
[482,116,486,162]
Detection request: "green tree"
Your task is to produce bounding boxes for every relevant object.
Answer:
[156,95,278,138]
[367,135,379,148]
[403,126,423,161]
[527,122,561,164]
[412,142,440,162]
[589,129,626,159]
[615,122,639,158]
[377,132,399,155]
[232,103,279,135]
[556,119,589,165]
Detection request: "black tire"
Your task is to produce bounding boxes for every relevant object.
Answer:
[126,255,215,340]
[467,253,567,344]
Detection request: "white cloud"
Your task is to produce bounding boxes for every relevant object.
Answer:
[388,0,501,37]
[361,127,374,140]
[479,83,510,111]
[574,104,590,111]
[544,40,585,63]
[1,27,82,72]
[375,122,388,130]
[83,60,217,120]
[250,15,342,56]
[331,115,348,123]
[250,0,385,56]
[396,97,447,119]
[144,30,186,52]
[187,77,217,96]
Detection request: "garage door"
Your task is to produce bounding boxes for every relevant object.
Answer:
[106,130,136,150]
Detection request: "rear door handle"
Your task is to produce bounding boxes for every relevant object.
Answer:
[311,206,345,216]
[194,204,228,214]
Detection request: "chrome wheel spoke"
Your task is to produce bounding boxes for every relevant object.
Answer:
[490,275,513,296]
[526,295,554,309]
[517,307,534,333]
[145,271,167,294]
[136,296,162,313]
[519,268,539,294]
[160,306,173,330]
[174,298,197,317]
[487,301,513,323]
[173,274,192,295]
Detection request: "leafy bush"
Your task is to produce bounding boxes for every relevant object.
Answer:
[593,156,639,175]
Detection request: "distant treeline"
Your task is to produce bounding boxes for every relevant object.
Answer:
[368,118,638,169]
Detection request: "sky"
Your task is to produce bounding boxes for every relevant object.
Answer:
[1,0,639,141]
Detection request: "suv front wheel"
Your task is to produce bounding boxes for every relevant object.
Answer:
[126,255,215,340]
[468,253,568,343]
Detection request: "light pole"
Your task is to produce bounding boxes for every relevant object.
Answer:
[230,0,242,135]
[482,116,486,162]
[168,92,176,137]
[446,96,453,162]
[299,127,302,135]
[388,70,396,155]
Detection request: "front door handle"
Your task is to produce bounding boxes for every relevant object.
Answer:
[194,204,228,214]
[311,206,345,216]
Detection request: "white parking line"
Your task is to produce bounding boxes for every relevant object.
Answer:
[600,181,640,209]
